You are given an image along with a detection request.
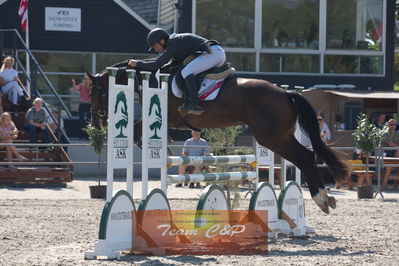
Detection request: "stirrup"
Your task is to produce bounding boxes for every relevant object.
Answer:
[178,104,204,116]
[186,104,204,115]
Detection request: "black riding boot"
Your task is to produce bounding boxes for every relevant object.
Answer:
[181,74,204,115]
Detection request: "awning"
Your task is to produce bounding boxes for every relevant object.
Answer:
[326,90,399,99]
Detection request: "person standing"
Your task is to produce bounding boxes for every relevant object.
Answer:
[0,56,24,111]
[176,130,210,188]
[381,119,399,190]
[71,75,92,129]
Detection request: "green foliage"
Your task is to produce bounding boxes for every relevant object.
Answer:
[149,95,162,139]
[115,91,128,138]
[204,126,245,209]
[83,124,107,155]
[83,124,107,186]
[204,126,242,156]
[353,113,385,155]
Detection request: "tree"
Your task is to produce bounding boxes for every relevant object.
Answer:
[114,91,128,138]
[205,126,242,156]
[83,125,107,186]
[148,95,162,139]
[353,113,385,185]
[204,126,253,209]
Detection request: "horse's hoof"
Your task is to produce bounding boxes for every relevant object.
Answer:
[327,196,336,209]
[319,188,336,209]
[312,195,330,214]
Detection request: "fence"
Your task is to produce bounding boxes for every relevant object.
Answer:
[1,143,397,173]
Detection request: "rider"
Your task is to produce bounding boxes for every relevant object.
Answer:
[128,28,226,115]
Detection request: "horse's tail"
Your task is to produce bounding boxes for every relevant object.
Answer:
[287,92,349,182]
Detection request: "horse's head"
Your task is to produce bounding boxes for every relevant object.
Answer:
[87,61,158,130]
[87,71,109,130]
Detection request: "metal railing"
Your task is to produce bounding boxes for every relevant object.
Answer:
[0,143,396,171]
[0,29,71,143]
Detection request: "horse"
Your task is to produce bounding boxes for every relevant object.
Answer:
[87,61,349,214]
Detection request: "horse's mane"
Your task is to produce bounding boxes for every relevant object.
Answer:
[103,58,156,75]
[112,59,130,68]
[100,59,159,88]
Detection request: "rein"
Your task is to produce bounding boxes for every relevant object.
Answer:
[90,73,108,128]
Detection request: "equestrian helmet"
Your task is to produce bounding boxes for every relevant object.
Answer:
[147,28,169,48]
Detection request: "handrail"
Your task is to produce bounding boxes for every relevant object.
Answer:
[0,29,72,118]
[0,29,71,143]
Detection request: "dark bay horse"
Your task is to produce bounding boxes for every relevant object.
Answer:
[88,63,349,214]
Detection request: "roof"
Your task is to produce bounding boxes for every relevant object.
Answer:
[325,91,399,99]
[115,0,159,29]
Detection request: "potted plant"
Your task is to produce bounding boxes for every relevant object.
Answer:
[205,126,244,210]
[83,124,107,199]
[353,113,385,199]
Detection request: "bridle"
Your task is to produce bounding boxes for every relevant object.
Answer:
[89,68,159,129]
[90,73,108,129]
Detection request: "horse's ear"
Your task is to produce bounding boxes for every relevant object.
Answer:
[86,72,95,81]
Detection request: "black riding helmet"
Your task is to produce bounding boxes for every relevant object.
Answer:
[147,28,169,52]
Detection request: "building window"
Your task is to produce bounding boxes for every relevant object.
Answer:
[262,0,319,49]
[195,0,386,76]
[33,52,92,73]
[324,55,383,74]
[260,54,319,73]
[196,0,255,48]
[226,52,256,72]
[344,101,362,130]
[96,53,150,72]
[326,0,383,51]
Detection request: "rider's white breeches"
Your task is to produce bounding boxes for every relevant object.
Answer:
[181,45,226,78]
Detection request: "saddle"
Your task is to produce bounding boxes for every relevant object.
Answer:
[174,62,235,98]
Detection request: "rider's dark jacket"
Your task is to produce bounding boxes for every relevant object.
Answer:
[136,33,210,71]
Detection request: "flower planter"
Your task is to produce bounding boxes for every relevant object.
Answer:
[89,185,107,199]
[357,185,373,199]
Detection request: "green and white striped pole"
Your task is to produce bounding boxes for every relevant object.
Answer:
[167,171,257,185]
[167,155,256,167]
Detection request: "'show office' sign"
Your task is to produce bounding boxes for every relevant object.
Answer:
[45,7,81,32]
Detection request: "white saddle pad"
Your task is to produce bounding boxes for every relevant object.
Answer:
[171,76,225,101]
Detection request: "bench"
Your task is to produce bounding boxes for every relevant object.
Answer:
[369,156,399,189]
[342,160,375,188]
[258,166,282,184]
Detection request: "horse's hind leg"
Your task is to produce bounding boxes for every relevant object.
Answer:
[258,134,335,214]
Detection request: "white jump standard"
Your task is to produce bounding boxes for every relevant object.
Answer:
[85,70,315,260]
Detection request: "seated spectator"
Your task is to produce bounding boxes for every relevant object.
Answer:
[47,107,64,134]
[0,94,3,115]
[318,116,331,143]
[373,112,386,129]
[0,112,27,168]
[381,119,399,190]
[24,98,50,144]
[176,130,210,189]
[48,107,68,151]
[0,56,24,111]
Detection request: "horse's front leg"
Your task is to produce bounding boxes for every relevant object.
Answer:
[134,119,143,149]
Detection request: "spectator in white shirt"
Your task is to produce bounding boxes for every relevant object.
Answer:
[0,57,24,110]
[318,116,331,143]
